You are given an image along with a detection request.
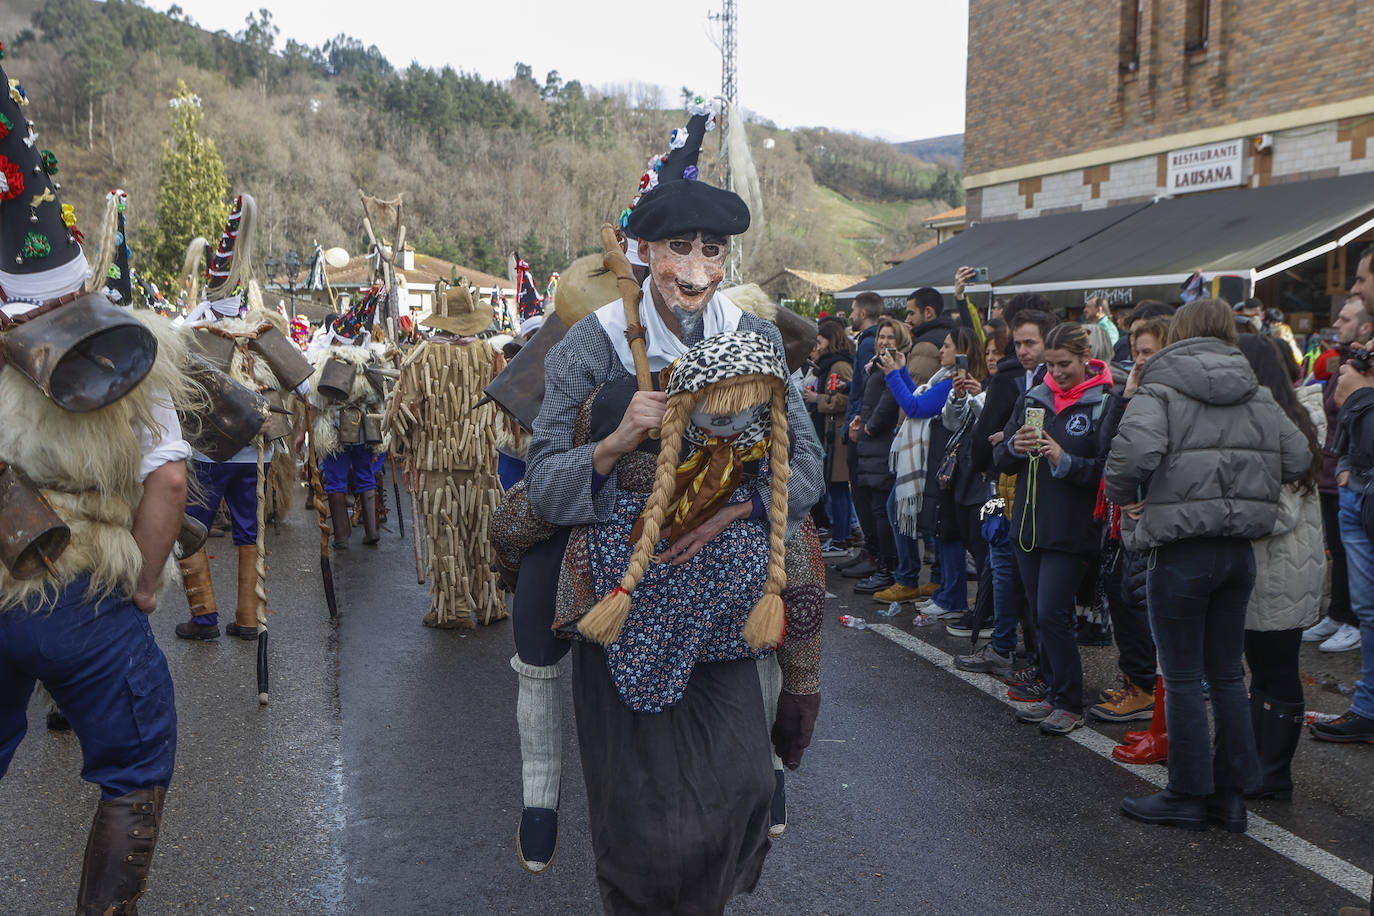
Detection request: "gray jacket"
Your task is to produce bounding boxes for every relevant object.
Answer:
[1246,385,1326,632]
[1104,337,1310,551]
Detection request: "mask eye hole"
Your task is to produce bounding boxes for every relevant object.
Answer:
[669,240,693,255]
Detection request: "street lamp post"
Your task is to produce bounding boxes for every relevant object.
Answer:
[263,250,302,313]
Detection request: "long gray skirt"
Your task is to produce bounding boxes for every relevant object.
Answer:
[572,642,774,916]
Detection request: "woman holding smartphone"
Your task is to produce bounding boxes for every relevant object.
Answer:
[993,323,1114,735]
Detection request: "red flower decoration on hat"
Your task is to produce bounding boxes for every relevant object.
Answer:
[0,154,24,200]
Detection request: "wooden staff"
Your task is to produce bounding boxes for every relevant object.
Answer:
[600,224,653,391]
[304,401,339,618]
[254,436,270,705]
[388,455,406,540]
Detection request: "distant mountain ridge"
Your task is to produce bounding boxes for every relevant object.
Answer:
[896,134,964,170]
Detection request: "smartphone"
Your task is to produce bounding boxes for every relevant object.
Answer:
[974,266,990,284]
[885,347,897,359]
[1024,406,1045,431]
[954,354,969,372]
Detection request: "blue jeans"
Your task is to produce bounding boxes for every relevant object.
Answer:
[1337,487,1374,719]
[988,537,1017,656]
[1148,537,1258,796]
[188,459,260,546]
[322,443,380,494]
[885,488,920,587]
[0,578,177,798]
[933,538,967,611]
[829,482,854,543]
[1015,548,1088,713]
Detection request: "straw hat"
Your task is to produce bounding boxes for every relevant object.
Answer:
[421,283,492,336]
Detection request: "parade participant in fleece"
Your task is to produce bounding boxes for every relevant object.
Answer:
[388,281,506,629]
[307,285,390,549]
[0,56,198,911]
[522,99,824,910]
[176,194,312,641]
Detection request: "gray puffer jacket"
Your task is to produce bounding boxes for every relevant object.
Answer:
[1246,384,1326,632]
[1104,337,1310,551]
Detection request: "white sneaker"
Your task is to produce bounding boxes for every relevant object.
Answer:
[1302,616,1342,642]
[1318,624,1362,653]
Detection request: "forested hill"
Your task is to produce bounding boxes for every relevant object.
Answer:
[3,0,961,289]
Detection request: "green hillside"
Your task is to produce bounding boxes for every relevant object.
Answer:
[2,1,961,289]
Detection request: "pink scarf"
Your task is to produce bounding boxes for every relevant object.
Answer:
[1045,359,1112,414]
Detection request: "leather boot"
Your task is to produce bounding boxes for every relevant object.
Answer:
[1246,690,1304,800]
[174,547,219,640]
[226,544,260,640]
[328,492,351,550]
[1120,788,1205,831]
[361,491,380,546]
[1113,675,1167,764]
[76,786,165,915]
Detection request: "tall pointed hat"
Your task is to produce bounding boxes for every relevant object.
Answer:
[0,50,155,411]
[624,96,750,242]
[90,189,132,304]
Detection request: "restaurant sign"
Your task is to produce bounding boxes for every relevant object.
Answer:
[1166,139,1245,195]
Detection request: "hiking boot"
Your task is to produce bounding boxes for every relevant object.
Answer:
[1039,709,1085,735]
[945,611,993,639]
[954,643,1013,676]
[1120,789,1205,831]
[1098,672,1130,702]
[1003,663,1041,688]
[1007,678,1048,702]
[853,571,895,594]
[916,582,939,597]
[1090,680,1155,723]
[1309,710,1374,743]
[840,558,878,578]
[1015,700,1053,723]
[874,582,923,603]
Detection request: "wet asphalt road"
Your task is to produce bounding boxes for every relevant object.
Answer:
[1,494,1371,915]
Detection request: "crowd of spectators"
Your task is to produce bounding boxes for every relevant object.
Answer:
[801,251,1374,833]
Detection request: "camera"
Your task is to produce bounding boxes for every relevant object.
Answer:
[1342,345,1374,375]
[974,267,989,284]
[954,354,968,372]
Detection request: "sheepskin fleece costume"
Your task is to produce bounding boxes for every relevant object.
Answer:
[307,340,389,459]
[0,312,197,612]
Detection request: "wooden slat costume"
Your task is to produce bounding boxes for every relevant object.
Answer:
[387,283,505,629]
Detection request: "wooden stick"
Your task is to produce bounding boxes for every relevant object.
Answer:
[600,224,653,392]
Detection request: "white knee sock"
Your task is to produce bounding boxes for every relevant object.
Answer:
[511,655,562,810]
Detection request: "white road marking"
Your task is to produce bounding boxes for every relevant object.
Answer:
[867,623,1374,901]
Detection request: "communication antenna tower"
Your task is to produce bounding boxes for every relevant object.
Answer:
[709,0,742,283]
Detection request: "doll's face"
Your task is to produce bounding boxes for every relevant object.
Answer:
[641,233,730,314]
[690,402,766,438]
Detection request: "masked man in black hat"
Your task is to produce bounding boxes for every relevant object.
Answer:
[519,98,825,913]
[0,55,199,913]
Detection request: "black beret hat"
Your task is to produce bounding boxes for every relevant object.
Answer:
[626,179,750,242]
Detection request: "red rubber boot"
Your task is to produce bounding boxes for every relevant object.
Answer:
[1113,675,1167,764]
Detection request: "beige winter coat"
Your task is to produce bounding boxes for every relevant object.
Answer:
[1246,384,1327,632]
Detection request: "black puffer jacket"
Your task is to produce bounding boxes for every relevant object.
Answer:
[993,369,1114,556]
[853,363,900,489]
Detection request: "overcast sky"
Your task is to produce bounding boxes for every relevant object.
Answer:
[167,0,969,142]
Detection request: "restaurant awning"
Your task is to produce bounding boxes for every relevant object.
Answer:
[835,203,1150,304]
[995,171,1374,308]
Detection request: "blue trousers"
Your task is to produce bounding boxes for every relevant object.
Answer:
[828,482,853,543]
[1015,548,1089,714]
[1148,537,1258,796]
[0,578,177,798]
[189,460,259,545]
[885,488,920,587]
[1337,487,1374,720]
[322,443,379,494]
[933,538,968,611]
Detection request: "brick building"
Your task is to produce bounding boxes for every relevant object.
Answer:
[843,0,1374,323]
